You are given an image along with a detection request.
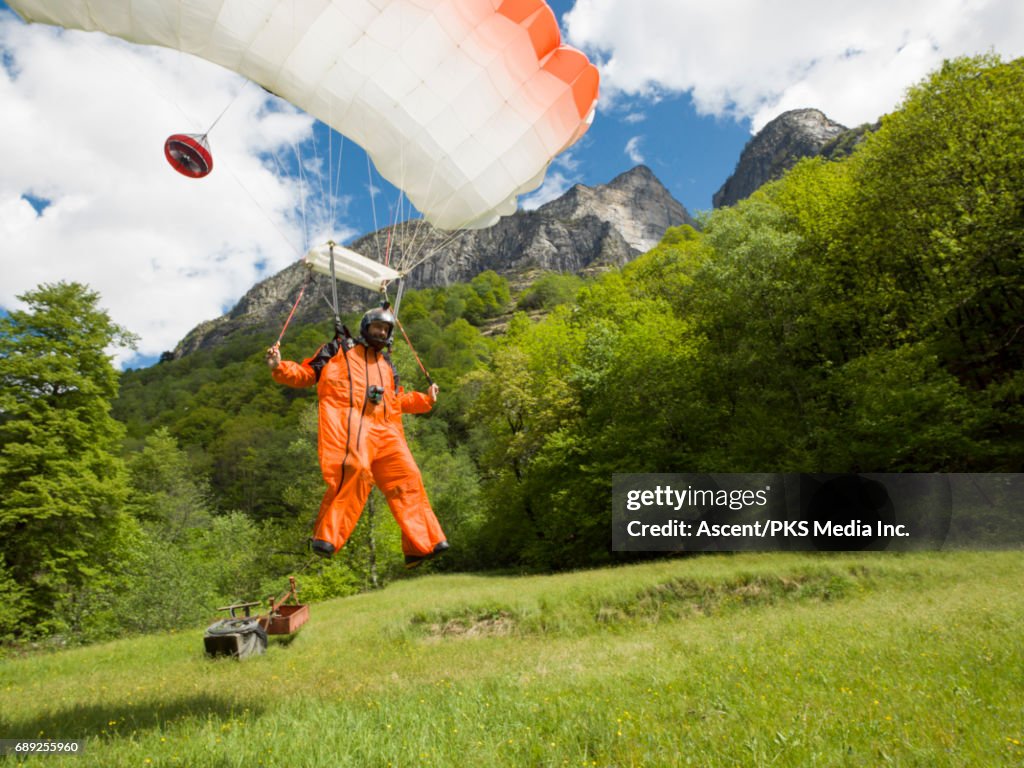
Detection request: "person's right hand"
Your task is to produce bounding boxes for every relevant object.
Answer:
[265,343,281,370]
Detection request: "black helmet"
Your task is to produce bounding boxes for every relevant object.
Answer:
[360,306,396,349]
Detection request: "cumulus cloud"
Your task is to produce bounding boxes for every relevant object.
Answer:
[624,136,645,163]
[564,0,1024,130]
[0,13,347,367]
[520,171,573,210]
[520,150,584,210]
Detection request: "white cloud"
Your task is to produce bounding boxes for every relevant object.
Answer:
[0,13,348,367]
[624,136,645,163]
[520,170,574,211]
[520,150,584,209]
[565,0,1024,131]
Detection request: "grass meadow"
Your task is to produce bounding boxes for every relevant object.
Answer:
[1,552,1022,767]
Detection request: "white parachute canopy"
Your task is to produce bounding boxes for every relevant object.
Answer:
[304,243,402,293]
[7,0,600,231]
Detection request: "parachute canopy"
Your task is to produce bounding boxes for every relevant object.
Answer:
[304,243,402,293]
[9,0,600,230]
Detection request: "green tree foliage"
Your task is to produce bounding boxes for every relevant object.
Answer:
[0,561,29,642]
[463,55,1023,569]
[835,55,1024,467]
[126,427,213,536]
[465,309,591,567]
[398,270,510,328]
[94,55,1021,583]
[516,271,585,311]
[0,282,139,637]
[121,429,309,633]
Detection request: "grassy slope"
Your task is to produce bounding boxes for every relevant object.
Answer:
[2,552,1022,767]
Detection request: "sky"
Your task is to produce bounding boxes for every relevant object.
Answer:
[1,0,1021,368]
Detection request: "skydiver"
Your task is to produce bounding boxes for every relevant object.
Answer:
[266,306,449,568]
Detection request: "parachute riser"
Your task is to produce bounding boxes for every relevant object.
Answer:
[328,240,343,338]
[392,278,406,320]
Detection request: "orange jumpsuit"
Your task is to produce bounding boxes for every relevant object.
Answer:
[272,338,446,558]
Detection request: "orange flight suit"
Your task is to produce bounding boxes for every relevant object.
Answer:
[272,337,446,558]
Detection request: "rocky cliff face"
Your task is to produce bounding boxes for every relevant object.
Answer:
[712,109,849,208]
[384,164,697,288]
[169,165,695,358]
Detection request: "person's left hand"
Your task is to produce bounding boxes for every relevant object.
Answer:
[428,383,440,402]
[265,343,281,370]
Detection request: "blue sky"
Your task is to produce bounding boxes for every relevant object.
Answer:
[1,0,1021,367]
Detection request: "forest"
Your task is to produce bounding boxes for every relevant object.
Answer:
[1,54,1020,646]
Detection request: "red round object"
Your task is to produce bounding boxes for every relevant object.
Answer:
[164,133,213,178]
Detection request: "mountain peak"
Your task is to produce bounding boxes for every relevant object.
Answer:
[538,164,696,253]
[167,167,694,359]
[608,164,657,187]
[712,109,848,208]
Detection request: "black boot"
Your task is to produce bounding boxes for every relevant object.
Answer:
[404,540,449,569]
[309,538,335,558]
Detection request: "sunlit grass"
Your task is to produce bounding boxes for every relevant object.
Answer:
[2,552,1022,766]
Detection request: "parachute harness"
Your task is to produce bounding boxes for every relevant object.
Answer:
[276,233,433,388]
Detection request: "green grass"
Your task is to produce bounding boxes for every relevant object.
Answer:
[2,552,1023,767]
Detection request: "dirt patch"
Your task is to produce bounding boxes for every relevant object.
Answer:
[418,611,517,639]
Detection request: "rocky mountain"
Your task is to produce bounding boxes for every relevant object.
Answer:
[167,106,882,360]
[168,165,695,358]
[712,109,849,208]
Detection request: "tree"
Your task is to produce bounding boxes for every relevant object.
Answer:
[0,282,139,636]
[516,271,585,311]
[823,54,1023,468]
[126,427,214,540]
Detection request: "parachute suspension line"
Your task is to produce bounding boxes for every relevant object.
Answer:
[307,121,327,229]
[81,31,203,133]
[391,182,438,277]
[383,190,404,268]
[366,152,383,263]
[327,240,343,337]
[204,78,250,136]
[276,268,312,345]
[384,140,480,279]
[327,100,347,233]
[383,223,395,268]
[381,274,426,386]
[407,193,502,276]
[291,141,311,249]
[395,133,416,271]
[326,114,334,226]
[394,312,433,387]
[390,137,425,274]
[307,108,342,243]
[392,278,406,319]
[401,226,473,277]
[265,144,312,251]
[220,163,304,259]
[394,133,462,273]
[395,209,426,274]
[332,133,347,229]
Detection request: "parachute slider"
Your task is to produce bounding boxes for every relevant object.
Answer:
[303,242,403,293]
